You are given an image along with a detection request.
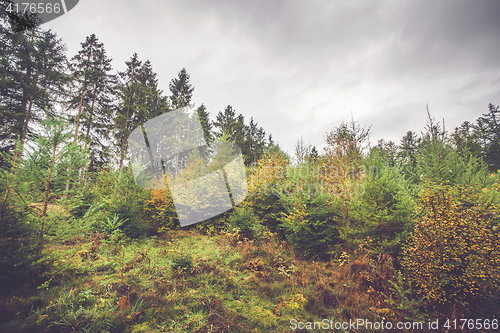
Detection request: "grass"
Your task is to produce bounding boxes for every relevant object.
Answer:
[0,229,414,332]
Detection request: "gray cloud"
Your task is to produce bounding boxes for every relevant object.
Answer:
[44,0,500,155]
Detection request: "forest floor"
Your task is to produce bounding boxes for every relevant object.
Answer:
[0,230,386,332]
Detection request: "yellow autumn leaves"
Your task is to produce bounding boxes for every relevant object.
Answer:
[401,184,500,313]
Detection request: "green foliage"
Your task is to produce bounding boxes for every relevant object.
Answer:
[101,214,127,234]
[341,156,415,258]
[0,206,41,290]
[246,147,290,233]
[88,167,149,238]
[171,253,194,275]
[381,271,427,322]
[21,113,89,213]
[279,192,340,260]
[228,206,264,239]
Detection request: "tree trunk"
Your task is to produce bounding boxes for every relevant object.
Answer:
[65,78,87,197]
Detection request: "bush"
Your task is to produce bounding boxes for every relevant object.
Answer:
[88,167,149,238]
[228,206,263,239]
[171,253,194,276]
[342,159,415,259]
[143,188,178,233]
[279,193,340,260]
[246,148,290,233]
[0,207,42,291]
[401,184,500,318]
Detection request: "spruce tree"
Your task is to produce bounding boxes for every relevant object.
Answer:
[452,121,481,159]
[115,54,164,169]
[196,103,212,144]
[246,117,266,166]
[66,34,116,188]
[398,131,418,170]
[0,25,68,158]
[169,68,194,109]
[476,103,500,172]
[214,105,238,138]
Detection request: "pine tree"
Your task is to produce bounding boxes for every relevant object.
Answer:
[398,131,418,172]
[246,117,266,166]
[138,60,168,119]
[452,121,482,159]
[213,105,238,138]
[169,68,194,109]
[476,103,500,172]
[115,54,164,169]
[1,0,40,32]
[213,106,253,163]
[196,103,212,144]
[0,26,68,159]
[66,34,116,189]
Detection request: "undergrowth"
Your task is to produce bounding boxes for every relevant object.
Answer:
[0,229,427,332]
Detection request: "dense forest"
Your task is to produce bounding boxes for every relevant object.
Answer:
[1,3,500,333]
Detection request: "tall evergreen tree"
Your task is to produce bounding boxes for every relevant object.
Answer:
[196,103,212,144]
[452,121,481,159]
[115,54,164,169]
[476,103,500,172]
[169,68,194,109]
[214,105,238,139]
[246,117,266,166]
[66,34,116,187]
[0,25,68,159]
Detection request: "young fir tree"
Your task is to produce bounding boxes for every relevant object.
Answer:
[341,153,414,258]
[22,112,89,218]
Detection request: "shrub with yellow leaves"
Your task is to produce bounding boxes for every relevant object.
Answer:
[143,188,177,233]
[401,183,500,318]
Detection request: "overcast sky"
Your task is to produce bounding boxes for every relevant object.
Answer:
[44,0,500,155]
